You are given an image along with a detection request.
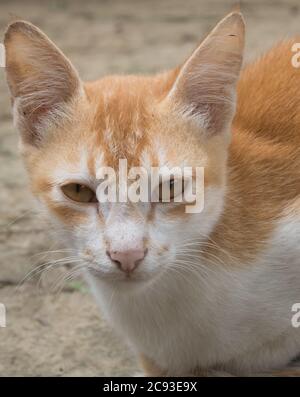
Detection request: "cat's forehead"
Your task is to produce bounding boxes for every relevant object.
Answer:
[48,71,204,182]
[83,73,178,169]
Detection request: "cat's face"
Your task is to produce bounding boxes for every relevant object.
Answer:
[21,76,229,287]
[4,13,244,289]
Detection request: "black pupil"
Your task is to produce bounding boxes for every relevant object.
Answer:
[76,184,81,193]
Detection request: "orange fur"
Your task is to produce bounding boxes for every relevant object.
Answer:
[208,39,300,264]
[4,12,300,377]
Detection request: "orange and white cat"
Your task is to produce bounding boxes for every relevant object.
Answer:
[4,11,300,376]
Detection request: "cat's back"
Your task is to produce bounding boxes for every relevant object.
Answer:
[230,38,300,206]
[214,39,300,263]
[234,38,300,147]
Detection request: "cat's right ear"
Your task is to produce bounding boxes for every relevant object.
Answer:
[4,21,82,146]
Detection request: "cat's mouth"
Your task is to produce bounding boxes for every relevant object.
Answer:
[87,265,151,284]
[80,253,162,286]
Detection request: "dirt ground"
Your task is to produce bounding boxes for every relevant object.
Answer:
[1,0,300,376]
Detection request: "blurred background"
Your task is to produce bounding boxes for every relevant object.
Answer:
[0,0,300,376]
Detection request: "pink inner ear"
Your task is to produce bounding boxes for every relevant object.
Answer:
[168,13,244,136]
[4,21,82,146]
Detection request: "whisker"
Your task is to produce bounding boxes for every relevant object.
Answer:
[15,256,83,292]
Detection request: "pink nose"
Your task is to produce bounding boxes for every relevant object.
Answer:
[108,249,146,273]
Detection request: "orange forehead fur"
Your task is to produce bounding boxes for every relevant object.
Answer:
[26,67,225,197]
[84,71,178,169]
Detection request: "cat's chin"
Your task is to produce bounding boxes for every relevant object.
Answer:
[92,274,156,295]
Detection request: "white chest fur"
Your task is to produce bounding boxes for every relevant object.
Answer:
[86,210,300,375]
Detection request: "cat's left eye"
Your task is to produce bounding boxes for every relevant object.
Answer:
[61,183,97,203]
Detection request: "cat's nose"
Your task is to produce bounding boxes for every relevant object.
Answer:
[107,249,147,273]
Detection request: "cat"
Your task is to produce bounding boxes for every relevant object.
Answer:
[4,11,300,376]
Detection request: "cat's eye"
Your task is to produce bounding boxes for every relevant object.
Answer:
[158,178,184,202]
[61,183,97,203]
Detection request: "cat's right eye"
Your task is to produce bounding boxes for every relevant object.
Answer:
[61,183,97,203]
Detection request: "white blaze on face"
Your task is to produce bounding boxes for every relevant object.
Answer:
[104,203,146,253]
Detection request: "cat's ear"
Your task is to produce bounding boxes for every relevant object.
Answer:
[4,21,82,146]
[167,12,245,136]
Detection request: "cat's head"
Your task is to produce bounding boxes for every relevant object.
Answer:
[4,12,244,289]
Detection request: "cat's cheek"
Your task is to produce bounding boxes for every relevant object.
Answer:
[40,191,95,227]
[147,226,175,269]
[48,204,90,226]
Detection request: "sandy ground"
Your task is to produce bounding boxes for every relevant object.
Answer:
[1,0,300,376]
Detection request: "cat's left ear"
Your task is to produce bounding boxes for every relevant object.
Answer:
[167,12,245,136]
[4,21,83,146]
